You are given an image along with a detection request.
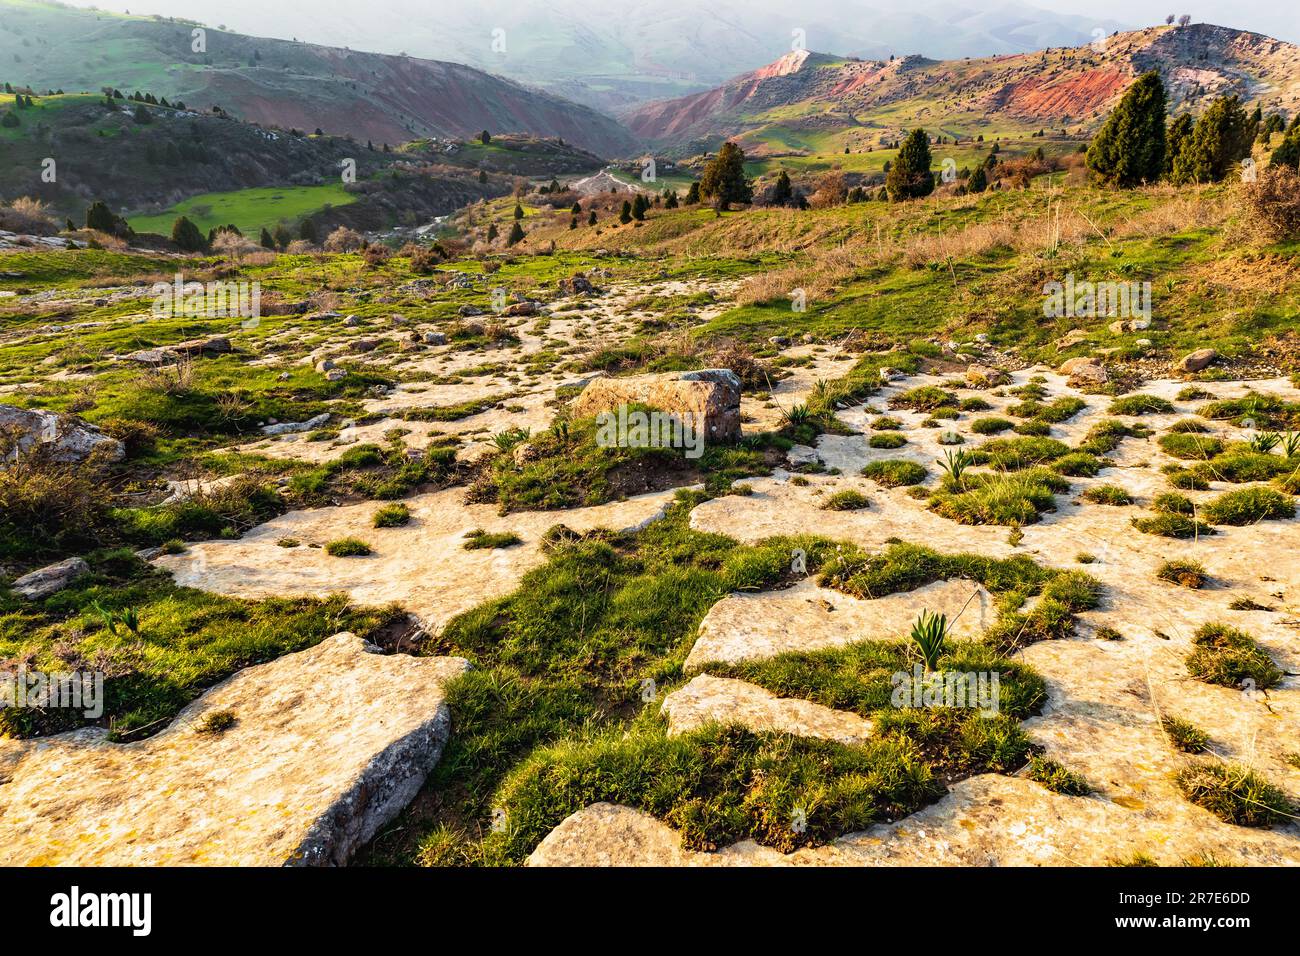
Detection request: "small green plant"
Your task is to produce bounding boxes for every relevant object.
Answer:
[90,601,142,638]
[820,490,870,511]
[1109,394,1175,416]
[871,416,903,430]
[1095,625,1124,641]
[325,537,372,557]
[937,448,974,487]
[492,426,531,453]
[1248,431,1282,454]
[276,537,300,548]
[908,610,948,672]
[195,710,237,735]
[1076,552,1096,564]
[970,417,1013,435]
[1161,715,1209,753]
[781,403,814,428]
[372,502,411,528]
[1026,756,1092,795]
[1282,432,1300,458]
[1156,559,1208,589]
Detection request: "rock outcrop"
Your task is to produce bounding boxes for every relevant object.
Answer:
[0,634,469,866]
[0,404,125,463]
[9,557,90,600]
[570,368,743,442]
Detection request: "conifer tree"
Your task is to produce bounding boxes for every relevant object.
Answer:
[1086,71,1167,187]
[886,128,935,201]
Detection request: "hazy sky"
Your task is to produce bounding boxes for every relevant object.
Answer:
[57,0,1299,48]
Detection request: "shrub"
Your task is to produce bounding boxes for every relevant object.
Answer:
[871,416,903,430]
[976,436,1070,470]
[1202,487,1295,525]
[325,537,372,556]
[1153,491,1195,515]
[1157,559,1207,588]
[1186,622,1282,689]
[1165,466,1209,490]
[1238,166,1300,241]
[861,459,927,487]
[929,470,1065,526]
[889,386,956,412]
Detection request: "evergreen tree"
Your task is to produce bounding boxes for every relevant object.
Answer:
[85,201,117,233]
[480,130,491,144]
[698,142,752,210]
[569,217,577,229]
[886,128,935,201]
[171,216,207,252]
[507,221,525,246]
[133,103,151,124]
[968,164,988,193]
[664,190,679,209]
[299,218,318,244]
[619,200,632,224]
[685,181,701,204]
[487,223,499,242]
[260,227,275,249]
[1086,71,1167,187]
[571,201,582,215]
[1165,113,1194,174]
[631,194,648,221]
[587,210,597,226]
[513,203,524,220]
[1171,95,1253,184]
[478,169,487,183]
[771,169,793,206]
[273,224,292,249]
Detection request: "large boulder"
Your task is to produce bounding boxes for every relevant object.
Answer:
[0,634,470,866]
[0,404,124,463]
[570,369,742,443]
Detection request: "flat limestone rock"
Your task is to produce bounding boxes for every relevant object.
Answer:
[154,485,677,634]
[0,634,469,866]
[685,578,991,671]
[661,674,873,745]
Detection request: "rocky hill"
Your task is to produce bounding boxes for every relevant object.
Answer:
[625,24,1300,154]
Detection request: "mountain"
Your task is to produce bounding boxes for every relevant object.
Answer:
[37,0,1136,112]
[625,23,1300,154]
[0,0,638,156]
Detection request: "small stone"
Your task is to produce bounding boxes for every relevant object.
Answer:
[1175,348,1217,373]
[11,557,90,600]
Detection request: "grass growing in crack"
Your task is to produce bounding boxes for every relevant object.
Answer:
[868,432,907,449]
[1158,433,1223,460]
[1156,560,1208,589]
[372,503,411,528]
[928,469,1068,526]
[889,386,957,413]
[1132,513,1216,538]
[971,417,1013,435]
[820,490,870,511]
[1185,622,1283,689]
[462,529,523,549]
[0,553,404,739]
[1026,756,1093,796]
[1108,394,1175,416]
[1082,484,1133,505]
[862,459,927,487]
[325,537,372,556]
[1175,763,1295,827]
[1161,715,1209,753]
[1202,487,1295,525]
